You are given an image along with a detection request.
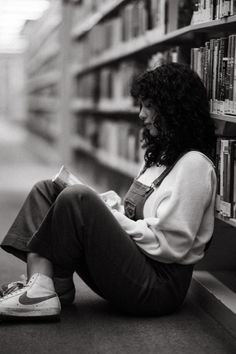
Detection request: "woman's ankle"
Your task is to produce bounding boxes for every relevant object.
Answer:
[27,252,53,279]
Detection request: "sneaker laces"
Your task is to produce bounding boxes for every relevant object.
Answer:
[0,275,27,298]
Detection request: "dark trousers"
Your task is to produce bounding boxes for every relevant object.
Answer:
[1,180,193,315]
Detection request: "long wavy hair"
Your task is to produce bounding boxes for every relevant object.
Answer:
[130,63,216,167]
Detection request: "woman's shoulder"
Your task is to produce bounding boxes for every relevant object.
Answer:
[178,151,215,169]
[174,151,216,182]
[170,151,217,193]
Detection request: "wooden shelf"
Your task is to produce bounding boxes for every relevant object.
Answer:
[28,43,60,75]
[97,99,137,113]
[71,98,139,114]
[70,99,95,112]
[71,0,126,39]
[216,214,236,228]
[71,135,95,153]
[211,113,236,123]
[72,16,236,77]
[29,16,61,61]
[189,13,236,31]
[71,99,236,122]
[27,71,60,92]
[71,135,140,178]
[96,149,140,177]
[28,96,59,113]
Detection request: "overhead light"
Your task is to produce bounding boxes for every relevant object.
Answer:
[0,0,50,13]
[0,0,50,52]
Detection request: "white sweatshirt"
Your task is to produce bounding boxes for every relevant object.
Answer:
[112,151,217,265]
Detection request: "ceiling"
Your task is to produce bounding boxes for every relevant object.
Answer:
[0,0,50,53]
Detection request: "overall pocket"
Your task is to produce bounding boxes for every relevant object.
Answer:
[124,199,136,220]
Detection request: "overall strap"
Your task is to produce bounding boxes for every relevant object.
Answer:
[151,165,174,188]
[151,152,187,188]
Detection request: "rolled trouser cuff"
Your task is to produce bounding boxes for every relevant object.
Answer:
[1,233,30,262]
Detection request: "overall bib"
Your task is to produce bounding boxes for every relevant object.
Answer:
[124,163,175,221]
[122,160,194,311]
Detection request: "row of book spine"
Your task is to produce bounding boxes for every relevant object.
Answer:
[71,0,108,24]
[73,0,195,36]
[98,119,141,163]
[74,47,180,102]
[75,60,146,103]
[78,0,149,62]
[75,115,142,163]
[216,137,236,219]
[191,33,236,116]
[74,34,236,116]
[75,0,194,65]
[72,0,236,42]
[191,0,236,24]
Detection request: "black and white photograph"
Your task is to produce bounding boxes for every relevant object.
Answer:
[0,1,236,353]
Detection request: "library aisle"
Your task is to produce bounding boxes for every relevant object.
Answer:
[0,119,60,286]
[0,120,235,354]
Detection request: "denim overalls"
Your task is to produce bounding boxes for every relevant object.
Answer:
[123,159,195,312]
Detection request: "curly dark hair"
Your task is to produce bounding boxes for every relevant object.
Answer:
[130,62,216,167]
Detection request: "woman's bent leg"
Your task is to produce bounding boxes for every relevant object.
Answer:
[27,252,53,279]
[1,179,60,262]
[0,179,75,306]
[28,185,192,315]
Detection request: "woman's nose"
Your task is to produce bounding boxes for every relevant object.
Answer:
[139,108,146,121]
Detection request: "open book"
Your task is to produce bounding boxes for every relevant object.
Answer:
[52,165,86,189]
[52,165,122,210]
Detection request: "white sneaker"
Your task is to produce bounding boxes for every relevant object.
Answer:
[0,273,61,320]
[1,275,75,306]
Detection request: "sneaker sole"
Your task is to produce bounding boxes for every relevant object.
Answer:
[0,308,60,318]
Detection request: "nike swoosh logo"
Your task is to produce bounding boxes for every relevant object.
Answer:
[19,292,56,305]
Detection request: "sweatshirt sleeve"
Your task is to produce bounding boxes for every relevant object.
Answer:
[112,155,216,263]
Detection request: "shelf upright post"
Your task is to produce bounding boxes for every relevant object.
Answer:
[58,0,74,165]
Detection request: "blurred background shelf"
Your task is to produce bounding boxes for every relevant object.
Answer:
[71,16,236,77]
[96,148,140,177]
[28,96,59,113]
[71,0,126,39]
[71,135,140,178]
[28,43,60,75]
[27,71,60,92]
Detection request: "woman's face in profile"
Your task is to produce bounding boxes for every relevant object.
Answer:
[139,99,159,137]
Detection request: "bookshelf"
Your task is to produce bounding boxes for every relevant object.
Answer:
[71,15,236,77]
[24,0,62,143]
[71,0,126,39]
[59,0,236,236]
[216,214,236,228]
[212,113,236,123]
[72,134,141,177]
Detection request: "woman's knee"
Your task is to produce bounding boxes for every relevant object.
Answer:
[32,179,53,192]
[55,184,96,209]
